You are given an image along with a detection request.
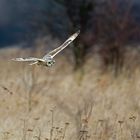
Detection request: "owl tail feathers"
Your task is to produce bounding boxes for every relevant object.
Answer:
[29,61,38,65]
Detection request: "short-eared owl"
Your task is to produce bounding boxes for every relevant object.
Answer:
[12,30,80,67]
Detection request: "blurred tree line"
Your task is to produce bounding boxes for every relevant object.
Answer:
[29,0,140,74]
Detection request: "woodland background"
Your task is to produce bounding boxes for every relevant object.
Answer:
[0,0,140,140]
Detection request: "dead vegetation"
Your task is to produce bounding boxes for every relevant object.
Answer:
[0,45,140,140]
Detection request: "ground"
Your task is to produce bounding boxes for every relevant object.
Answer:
[0,45,140,140]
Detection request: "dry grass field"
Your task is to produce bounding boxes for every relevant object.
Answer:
[0,45,140,140]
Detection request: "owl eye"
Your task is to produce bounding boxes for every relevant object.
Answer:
[47,60,55,67]
[47,61,53,66]
[48,61,51,64]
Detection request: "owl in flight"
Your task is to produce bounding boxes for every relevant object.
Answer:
[12,30,80,67]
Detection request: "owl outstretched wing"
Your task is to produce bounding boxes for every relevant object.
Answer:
[43,30,80,59]
[12,57,42,62]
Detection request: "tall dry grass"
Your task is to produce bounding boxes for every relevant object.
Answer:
[0,45,140,140]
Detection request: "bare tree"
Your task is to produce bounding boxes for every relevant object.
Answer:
[94,0,140,75]
[63,0,95,69]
